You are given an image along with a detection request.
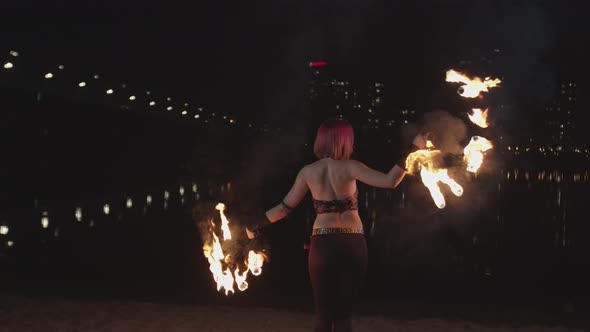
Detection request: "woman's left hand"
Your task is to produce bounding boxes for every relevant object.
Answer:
[245,227,256,240]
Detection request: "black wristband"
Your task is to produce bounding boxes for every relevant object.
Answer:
[246,210,271,238]
[396,144,420,170]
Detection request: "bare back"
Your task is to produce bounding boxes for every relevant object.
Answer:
[266,156,405,230]
[304,158,363,229]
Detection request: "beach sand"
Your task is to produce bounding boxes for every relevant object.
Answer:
[0,295,585,332]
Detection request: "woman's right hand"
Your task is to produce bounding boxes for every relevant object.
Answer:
[412,133,429,149]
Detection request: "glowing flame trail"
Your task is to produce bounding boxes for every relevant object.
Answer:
[405,146,464,209]
[215,203,232,240]
[201,203,268,295]
[446,70,501,98]
[464,136,493,173]
[468,108,489,128]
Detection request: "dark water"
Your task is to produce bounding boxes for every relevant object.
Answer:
[1,167,588,314]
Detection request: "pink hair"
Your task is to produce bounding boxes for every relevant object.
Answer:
[313,119,354,160]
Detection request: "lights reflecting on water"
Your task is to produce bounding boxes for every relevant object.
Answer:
[75,207,83,222]
[503,169,589,184]
[41,215,49,229]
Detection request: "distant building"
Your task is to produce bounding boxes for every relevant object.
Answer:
[306,61,385,130]
[544,81,577,150]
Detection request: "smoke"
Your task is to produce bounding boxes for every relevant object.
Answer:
[456,1,556,131]
[401,109,468,156]
[232,128,307,211]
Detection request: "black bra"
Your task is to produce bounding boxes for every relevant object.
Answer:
[312,190,359,214]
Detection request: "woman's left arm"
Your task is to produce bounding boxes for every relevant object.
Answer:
[266,166,310,223]
[246,167,309,239]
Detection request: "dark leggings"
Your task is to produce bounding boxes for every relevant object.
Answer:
[308,233,368,332]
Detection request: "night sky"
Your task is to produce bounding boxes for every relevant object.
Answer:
[1,0,588,130]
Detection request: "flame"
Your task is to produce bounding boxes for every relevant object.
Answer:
[247,250,266,276]
[215,203,232,240]
[406,148,463,209]
[234,268,249,292]
[468,108,489,128]
[464,136,493,173]
[446,70,501,98]
[201,203,267,295]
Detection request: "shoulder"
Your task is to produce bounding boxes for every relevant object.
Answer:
[298,163,314,178]
[345,159,365,169]
[344,159,368,175]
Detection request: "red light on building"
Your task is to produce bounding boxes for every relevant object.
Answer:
[309,61,327,67]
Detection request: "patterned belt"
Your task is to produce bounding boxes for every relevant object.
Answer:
[311,227,364,236]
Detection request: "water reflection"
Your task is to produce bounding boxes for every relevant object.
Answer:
[0,168,586,287]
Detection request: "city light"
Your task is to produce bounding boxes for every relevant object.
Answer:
[149,101,156,106]
[41,216,49,229]
[309,61,327,67]
[93,74,99,79]
[129,95,136,101]
[58,65,64,70]
[146,195,153,205]
[167,106,173,111]
[103,204,110,215]
[44,73,53,79]
[75,208,82,222]
[182,110,188,115]
[194,114,200,119]
[106,89,114,94]
[9,50,19,57]
[4,62,14,69]
[78,81,86,87]
[0,225,9,235]
[126,198,133,208]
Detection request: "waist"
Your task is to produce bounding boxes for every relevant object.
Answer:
[312,227,364,236]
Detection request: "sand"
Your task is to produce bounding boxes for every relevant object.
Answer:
[0,295,584,332]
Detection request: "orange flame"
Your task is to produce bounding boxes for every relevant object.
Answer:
[406,148,463,209]
[247,250,266,276]
[202,203,267,295]
[464,136,493,173]
[446,70,501,98]
[468,108,489,128]
[215,203,232,240]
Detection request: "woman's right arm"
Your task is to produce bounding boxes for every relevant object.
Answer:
[348,161,407,189]
[348,133,428,189]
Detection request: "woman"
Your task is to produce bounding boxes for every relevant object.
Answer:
[246,119,427,332]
